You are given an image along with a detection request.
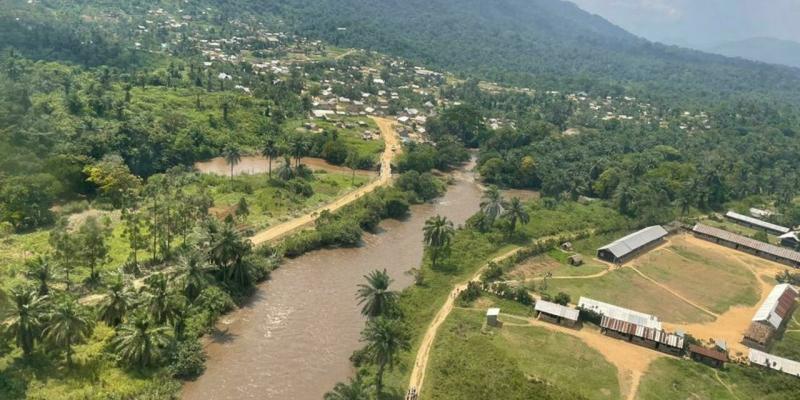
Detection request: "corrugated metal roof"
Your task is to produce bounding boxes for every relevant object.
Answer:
[725,211,790,234]
[486,308,500,316]
[578,297,662,330]
[752,284,798,329]
[598,226,668,259]
[692,224,800,264]
[689,345,728,362]
[535,300,580,321]
[749,349,800,377]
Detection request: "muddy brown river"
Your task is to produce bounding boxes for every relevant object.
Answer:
[182,165,481,400]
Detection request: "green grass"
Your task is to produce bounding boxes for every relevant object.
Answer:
[471,293,534,317]
[201,171,371,230]
[421,309,618,400]
[0,324,180,400]
[283,116,385,164]
[631,236,761,315]
[770,307,800,361]
[638,357,800,400]
[541,267,715,324]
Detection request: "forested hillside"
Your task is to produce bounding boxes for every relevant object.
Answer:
[247,0,800,105]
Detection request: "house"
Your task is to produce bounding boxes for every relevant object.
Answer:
[579,297,684,355]
[689,345,728,368]
[725,211,790,235]
[560,242,573,251]
[535,300,580,327]
[486,308,500,327]
[568,255,583,266]
[743,284,798,349]
[692,224,800,267]
[749,349,800,377]
[311,109,335,119]
[597,225,669,264]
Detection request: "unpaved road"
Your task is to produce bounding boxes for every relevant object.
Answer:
[249,117,399,245]
[407,246,525,393]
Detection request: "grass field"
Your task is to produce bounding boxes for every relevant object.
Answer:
[201,171,371,231]
[541,267,715,324]
[638,357,800,400]
[770,309,800,361]
[421,309,619,400]
[632,235,761,315]
[506,251,608,282]
[283,116,385,164]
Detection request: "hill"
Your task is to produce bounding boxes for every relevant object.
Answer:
[709,37,800,69]
[236,0,800,105]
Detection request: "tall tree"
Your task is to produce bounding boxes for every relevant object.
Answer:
[49,219,79,291]
[2,287,47,357]
[175,252,213,301]
[222,145,242,181]
[44,297,94,366]
[261,135,280,179]
[77,216,112,283]
[480,185,506,226]
[423,215,454,270]
[110,313,170,369]
[502,197,530,233]
[121,208,148,265]
[361,317,411,399]
[25,255,55,296]
[141,273,178,325]
[356,269,398,319]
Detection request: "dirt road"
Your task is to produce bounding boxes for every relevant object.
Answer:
[407,246,525,393]
[249,117,399,245]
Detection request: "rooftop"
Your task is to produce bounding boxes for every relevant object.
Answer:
[598,225,668,259]
[486,308,500,317]
[689,345,729,363]
[535,300,580,321]
[578,297,661,330]
[693,224,800,264]
[725,211,790,234]
[752,284,798,329]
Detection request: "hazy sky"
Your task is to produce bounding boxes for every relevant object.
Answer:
[569,0,800,48]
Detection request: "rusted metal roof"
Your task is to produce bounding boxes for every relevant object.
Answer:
[753,284,798,329]
[689,345,728,363]
[692,224,800,264]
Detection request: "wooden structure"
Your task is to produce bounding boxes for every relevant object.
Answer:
[486,308,500,327]
[725,211,790,235]
[535,300,580,327]
[692,224,800,267]
[743,284,798,349]
[597,226,668,264]
[568,254,583,266]
[689,345,728,368]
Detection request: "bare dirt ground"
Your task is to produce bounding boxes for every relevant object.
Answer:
[249,117,399,245]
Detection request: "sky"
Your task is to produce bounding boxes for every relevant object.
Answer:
[569,0,800,48]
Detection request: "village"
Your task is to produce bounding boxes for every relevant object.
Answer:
[459,208,800,400]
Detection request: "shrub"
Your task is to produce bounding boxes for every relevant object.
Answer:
[384,195,410,219]
[287,178,314,197]
[169,337,207,380]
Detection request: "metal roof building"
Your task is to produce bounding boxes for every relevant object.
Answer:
[752,284,798,329]
[749,349,800,377]
[692,224,800,267]
[535,300,580,322]
[578,297,661,330]
[725,211,790,235]
[597,225,668,263]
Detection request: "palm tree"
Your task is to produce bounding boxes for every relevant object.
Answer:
[175,252,213,300]
[142,273,177,325]
[261,135,280,179]
[356,269,398,319]
[502,197,530,233]
[277,156,294,181]
[44,297,94,366]
[110,313,170,369]
[480,185,506,226]
[361,317,411,399]
[25,255,55,296]
[222,145,242,180]
[2,287,47,357]
[423,215,455,270]
[324,371,372,400]
[289,134,309,167]
[98,277,133,326]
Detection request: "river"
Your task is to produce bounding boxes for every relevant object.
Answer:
[182,164,482,400]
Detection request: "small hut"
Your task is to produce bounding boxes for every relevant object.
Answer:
[568,254,583,266]
[561,242,573,251]
[486,308,500,327]
[689,345,728,368]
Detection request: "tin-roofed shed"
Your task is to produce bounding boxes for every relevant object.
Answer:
[597,226,668,263]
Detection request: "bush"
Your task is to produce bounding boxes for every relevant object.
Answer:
[282,231,323,258]
[554,292,571,306]
[169,337,207,380]
[384,195,410,219]
[287,178,314,197]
